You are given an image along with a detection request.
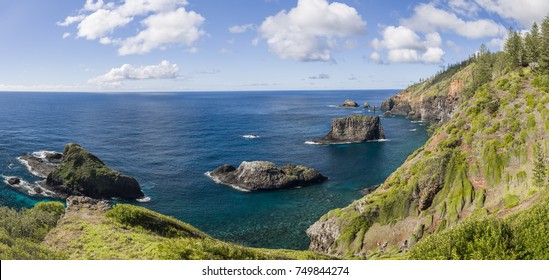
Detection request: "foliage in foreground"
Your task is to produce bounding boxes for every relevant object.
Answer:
[0,202,65,259]
[409,192,549,260]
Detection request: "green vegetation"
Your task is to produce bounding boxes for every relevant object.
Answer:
[0,202,65,259]
[410,191,549,259]
[35,202,332,260]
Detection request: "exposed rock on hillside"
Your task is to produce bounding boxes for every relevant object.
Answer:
[314,115,385,144]
[381,76,466,123]
[207,161,327,191]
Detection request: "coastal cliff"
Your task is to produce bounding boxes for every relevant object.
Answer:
[308,48,549,258]
[381,60,472,123]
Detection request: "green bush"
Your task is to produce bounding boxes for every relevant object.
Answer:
[0,202,65,242]
[409,217,518,260]
[106,204,207,239]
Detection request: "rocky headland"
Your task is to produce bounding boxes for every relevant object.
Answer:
[46,144,145,200]
[207,161,327,191]
[312,114,385,144]
[4,144,145,201]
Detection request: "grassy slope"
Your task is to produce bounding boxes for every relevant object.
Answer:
[312,62,549,258]
[1,201,331,260]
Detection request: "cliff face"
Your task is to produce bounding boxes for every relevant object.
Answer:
[317,115,385,144]
[381,64,471,123]
[308,61,549,258]
[46,144,145,200]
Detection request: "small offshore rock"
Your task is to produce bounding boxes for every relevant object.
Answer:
[314,114,385,144]
[208,161,327,191]
[340,99,359,108]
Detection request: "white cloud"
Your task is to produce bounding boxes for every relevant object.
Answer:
[118,8,205,55]
[229,24,255,34]
[474,0,549,27]
[62,32,71,39]
[309,73,330,79]
[369,52,383,63]
[372,26,445,64]
[448,0,480,16]
[89,60,179,84]
[59,0,204,55]
[185,47,198,53]
[77,9,131,40]
[401,3,505,39]
[258,0,366,62]
[56,15,85,26]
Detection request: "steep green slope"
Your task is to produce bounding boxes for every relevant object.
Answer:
[308,55,549,258]
[0,197,331,260]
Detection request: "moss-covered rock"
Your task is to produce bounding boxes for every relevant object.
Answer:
[46,144,145,200]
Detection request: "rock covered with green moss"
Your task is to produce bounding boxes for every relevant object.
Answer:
[46,144,145,200]
[314,115,385,144]
[207,161,327,191]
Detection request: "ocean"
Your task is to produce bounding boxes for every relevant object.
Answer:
[0,90,429,250]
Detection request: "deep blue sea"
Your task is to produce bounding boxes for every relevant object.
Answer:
[0,90,428,250]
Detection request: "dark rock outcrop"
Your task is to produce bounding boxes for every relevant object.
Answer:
[314,115,385,144]
[45,152,63,163]
[207,161,327,191]
[18,156,58,178]
[339,99,359,108]
[46,143,145,200]
[7,177,21,185]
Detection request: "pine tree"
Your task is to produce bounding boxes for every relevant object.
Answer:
[533,144,547,188]
[539,16,549,72]
[504,27,523,68]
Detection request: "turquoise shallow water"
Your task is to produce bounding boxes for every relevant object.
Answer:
[0,90,428,249]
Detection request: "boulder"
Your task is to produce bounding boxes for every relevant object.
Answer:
[340,99,359,108]
[363,102,370,108]
[8,177,21,185]
[45,152,63,163]
[46,143,145,200]
[208,161,327,191]
[315,115,385,144]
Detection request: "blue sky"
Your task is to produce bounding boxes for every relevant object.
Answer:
[0,0,547,92]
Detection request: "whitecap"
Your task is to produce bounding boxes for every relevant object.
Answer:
[409,129,417,132]
[243,134,259,139]
[368,139,390,142]
[137,196,151,203]
[32,151,54,159]
[327,105,339,108]
[304,141,322,145]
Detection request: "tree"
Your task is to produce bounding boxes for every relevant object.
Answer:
[539,16,549,72]
[533,143,547,188]
[504,27,523,68]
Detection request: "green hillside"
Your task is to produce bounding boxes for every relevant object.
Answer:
[307,17,549,259]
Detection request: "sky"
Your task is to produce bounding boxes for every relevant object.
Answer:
[0,0,547,92]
